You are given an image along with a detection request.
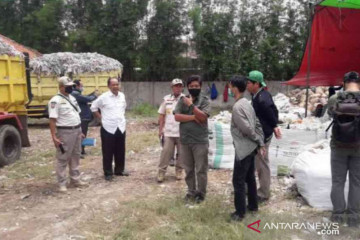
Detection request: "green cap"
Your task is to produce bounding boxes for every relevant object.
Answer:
[248,70,266,87]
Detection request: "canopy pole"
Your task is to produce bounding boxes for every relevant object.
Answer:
[305,3,314,118]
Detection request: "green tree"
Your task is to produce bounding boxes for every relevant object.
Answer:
[237,0,262,75]
[21,0,66,53]
[140,0,186,81]
[257,0,286,80]
[190,1,240,81]
[282,2,306,80]
[66,0,104,52]
[0,0,19,39]
[93,0,148,81]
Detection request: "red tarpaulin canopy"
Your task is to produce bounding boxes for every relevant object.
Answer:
[286,6,360,86]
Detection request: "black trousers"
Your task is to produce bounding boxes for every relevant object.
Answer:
[232,151,258,217]
[101,127,126,176]
[81,120,90,154]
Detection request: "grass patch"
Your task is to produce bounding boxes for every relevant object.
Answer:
[3,150,54,181]
[126,130,158,153]
[71,130,158,157]
[75,184,358,240]
[127,103,158,118]
[111,196,329,240]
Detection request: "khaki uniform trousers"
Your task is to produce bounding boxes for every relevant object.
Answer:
[255,140,271,199]
[158,137,182,173]
[56,128,82,186]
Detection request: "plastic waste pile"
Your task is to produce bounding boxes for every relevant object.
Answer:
[30,52,123,75]
[0,38,24,57]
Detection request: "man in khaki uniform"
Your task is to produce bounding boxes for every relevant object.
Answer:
[157,78,185,182]
[49,76,87,192]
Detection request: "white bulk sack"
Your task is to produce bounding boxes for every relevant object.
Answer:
[208,120,235,169]
[291,140,349,210]
[269,128,326,176]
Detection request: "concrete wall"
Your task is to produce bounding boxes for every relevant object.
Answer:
[121,81,295,109]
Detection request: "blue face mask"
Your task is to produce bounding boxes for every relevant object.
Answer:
[228,88,235,98]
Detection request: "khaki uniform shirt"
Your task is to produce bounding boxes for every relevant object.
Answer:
[158,93,184,137]
[48,93,81,127]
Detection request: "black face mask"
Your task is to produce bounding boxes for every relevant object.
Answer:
[65,86,73,94]
[188,88,201,97]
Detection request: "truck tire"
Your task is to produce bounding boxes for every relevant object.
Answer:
[0,125,22,167]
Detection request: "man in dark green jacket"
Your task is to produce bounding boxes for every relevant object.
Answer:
[174,75,210,203]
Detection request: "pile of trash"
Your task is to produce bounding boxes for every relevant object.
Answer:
[0,38,24,57]
[288,87,329,112]
[274,92,332,130]
[30,52,123,75]
[210,110,232,124]
[274,93,306,124]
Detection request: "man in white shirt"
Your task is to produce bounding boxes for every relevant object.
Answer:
[91,77,128,181]
[157,78,184,183]
[49,76,87,192]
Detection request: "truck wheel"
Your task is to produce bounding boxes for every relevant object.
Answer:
[0,125,22,167]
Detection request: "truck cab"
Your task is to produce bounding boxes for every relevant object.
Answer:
[0,54,31,166]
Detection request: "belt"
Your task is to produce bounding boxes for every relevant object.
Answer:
[57,124,81,130]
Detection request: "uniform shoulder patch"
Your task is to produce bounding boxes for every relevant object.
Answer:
[50,101,57,109]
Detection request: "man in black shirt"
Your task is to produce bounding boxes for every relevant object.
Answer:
[246,70,281,202]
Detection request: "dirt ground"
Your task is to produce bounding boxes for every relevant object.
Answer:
[0,118,358,240]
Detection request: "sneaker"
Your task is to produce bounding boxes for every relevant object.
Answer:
[105,175,113,181]
[230,212,244,222]
[195,193,205,203]
[184,193,195,202]
[71,180,88,187]
[330,214,345,224]
[59,185,67,193]
[157,171,165,183]
[257,196,269,203]
[175,170,182,180]
[247,206,259,212]
[115,171,130,176]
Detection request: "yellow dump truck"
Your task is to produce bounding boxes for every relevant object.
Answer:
[0,54,31,166]
[27,71,122,117]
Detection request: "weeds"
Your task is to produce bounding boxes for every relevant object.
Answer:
[128,103,158,118]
